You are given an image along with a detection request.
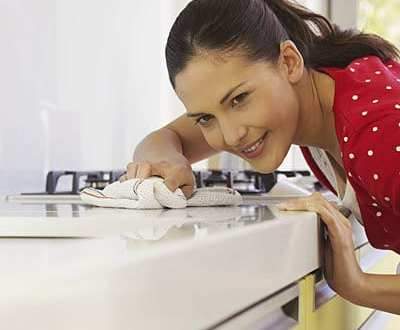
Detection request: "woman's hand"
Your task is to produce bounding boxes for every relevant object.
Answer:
[119,160,196,198]
[277,192,365,301]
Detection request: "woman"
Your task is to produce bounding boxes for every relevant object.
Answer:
[121,0,400,313]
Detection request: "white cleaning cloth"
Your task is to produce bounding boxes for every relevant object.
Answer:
[80,177,242,209]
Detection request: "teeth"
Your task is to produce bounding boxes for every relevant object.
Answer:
[243,137,264,153]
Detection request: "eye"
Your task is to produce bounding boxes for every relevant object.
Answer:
[195,114,214,126]
[231,92,249,107]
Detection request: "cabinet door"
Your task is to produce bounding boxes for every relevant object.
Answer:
[306,245,400,330]
[214,280,307,330]
[305,274,374,330]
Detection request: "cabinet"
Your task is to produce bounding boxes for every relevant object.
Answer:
[214,244,400,330]
[305,274,374,330]
[214,279,308,330]
[305,244,400,330]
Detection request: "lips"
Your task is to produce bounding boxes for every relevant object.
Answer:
[242,136,264,153]
[239,132,268,159]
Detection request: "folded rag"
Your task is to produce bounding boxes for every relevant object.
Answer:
[80,177,242,209]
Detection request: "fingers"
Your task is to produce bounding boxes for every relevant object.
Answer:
[126,162,153,180]
[126,162,139,179]
[163,176,180,192]
[277,193,348,239]
[122,160,195,198]
[163,168,195,198]
[181,185,194,199]
[323,237,335,288]
[136,162,152,179]
[119,174,128,182]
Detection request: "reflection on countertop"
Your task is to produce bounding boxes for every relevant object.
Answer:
[0,197,279,245]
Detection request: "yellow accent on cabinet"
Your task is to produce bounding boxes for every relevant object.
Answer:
[290,277,308,330]
[305,274,374,330]
[303,250,400,330]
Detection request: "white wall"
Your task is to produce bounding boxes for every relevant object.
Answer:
[1,0,168,194]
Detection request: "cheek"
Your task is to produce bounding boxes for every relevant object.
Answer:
[265,90,298,125]
[202,128,225,150]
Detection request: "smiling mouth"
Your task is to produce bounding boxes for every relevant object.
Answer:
[239,132,268,158]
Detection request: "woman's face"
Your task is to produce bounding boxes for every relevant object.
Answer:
[175,51,301,173]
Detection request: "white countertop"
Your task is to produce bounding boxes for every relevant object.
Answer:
[0,180,367,330]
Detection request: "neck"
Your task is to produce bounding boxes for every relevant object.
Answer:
[293,69,340,158]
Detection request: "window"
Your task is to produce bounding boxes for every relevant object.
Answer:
[358,0,400,47]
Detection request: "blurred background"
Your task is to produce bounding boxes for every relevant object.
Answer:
[1,0,399,194]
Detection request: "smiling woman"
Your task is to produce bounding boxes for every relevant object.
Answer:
[122,0,400,315]
[175,53,300,173]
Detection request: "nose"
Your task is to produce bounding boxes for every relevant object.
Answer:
[219,118,248,147]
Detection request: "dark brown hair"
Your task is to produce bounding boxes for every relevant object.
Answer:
[166,0,400,87]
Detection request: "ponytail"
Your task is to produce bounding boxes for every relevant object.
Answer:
[267,0,400,68]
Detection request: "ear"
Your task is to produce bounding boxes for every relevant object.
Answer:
[278,40,305,84]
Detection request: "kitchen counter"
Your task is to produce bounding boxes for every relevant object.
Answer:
[0,180,368,330]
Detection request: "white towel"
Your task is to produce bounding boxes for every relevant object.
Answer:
[80,177,242,209]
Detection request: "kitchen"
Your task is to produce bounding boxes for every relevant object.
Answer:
[2,0,400,329]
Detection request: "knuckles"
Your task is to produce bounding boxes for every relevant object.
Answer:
[124,160,194,185]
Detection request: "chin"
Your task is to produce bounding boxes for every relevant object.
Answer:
[249,152,285,174]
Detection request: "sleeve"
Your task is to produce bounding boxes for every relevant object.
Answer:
[348,112,400,216]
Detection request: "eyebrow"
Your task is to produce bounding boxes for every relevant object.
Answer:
[186,81,247,118]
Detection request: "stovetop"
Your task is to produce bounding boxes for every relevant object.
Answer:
[0,179,313,239]
[21,169,312,196]
[1,169,346,241]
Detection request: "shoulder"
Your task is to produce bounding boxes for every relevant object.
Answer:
[321,56,400,175]
[319,56,400,120]
[320,57,400,250]
[325,57,400,209]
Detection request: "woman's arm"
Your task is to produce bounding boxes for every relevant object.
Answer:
[277,193,400,315]
[355,273,400,314]
[133,114,217,164]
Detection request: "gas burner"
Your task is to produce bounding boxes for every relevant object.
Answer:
[194,170,310,194]
[23,169,311,196]
[22,170,125,195]
[194,170,275,194]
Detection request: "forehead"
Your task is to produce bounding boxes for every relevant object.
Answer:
[175,53,272,111]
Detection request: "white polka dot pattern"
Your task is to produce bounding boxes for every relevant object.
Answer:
[300,56,400,253]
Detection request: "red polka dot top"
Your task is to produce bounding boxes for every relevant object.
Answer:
[300,55,400,254]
